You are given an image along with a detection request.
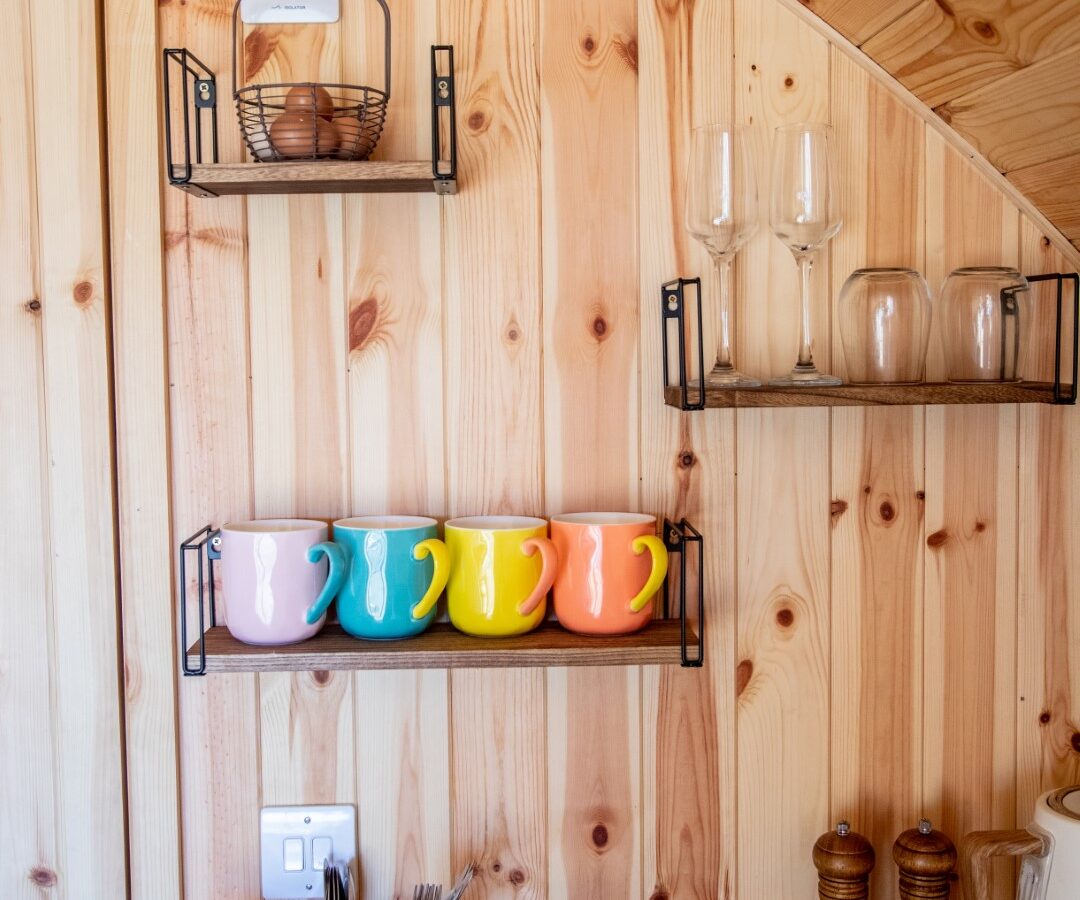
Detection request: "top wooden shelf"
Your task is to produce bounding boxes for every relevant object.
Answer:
[171,160,455,198]
[664,381,1064,410]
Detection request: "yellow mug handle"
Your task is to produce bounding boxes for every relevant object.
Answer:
[628,535,668,613]
[517,537,558,617]
[410,538,450,621]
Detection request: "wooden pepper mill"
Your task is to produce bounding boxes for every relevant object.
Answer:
[813,821,876,900]
[893,819,957,899]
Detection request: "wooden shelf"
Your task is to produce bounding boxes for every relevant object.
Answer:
[665,381,1064,410]
[171,160,455,198]
[187,621,694,673]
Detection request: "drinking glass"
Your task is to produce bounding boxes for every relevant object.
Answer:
[940,267,1030,382]
[769,123,843,386]
[685,125,760,387]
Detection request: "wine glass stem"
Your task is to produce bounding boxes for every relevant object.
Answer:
[713,255,734,370]
[796,252,815,369]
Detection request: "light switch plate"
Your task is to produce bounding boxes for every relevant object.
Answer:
[260,805,356,899]
[241,0,340,24]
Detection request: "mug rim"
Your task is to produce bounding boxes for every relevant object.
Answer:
[550,512,656,527]
[334,515,437,531]
[222,518,327,534]
[445,515,547,531]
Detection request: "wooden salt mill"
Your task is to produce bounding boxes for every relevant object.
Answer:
[813,821,876,900]
[893,819,957,899]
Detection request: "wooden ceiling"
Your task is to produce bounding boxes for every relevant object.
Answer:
[801,0,1080,252]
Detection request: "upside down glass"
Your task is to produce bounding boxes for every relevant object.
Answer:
[685,125,760,387]
[769,123,843,386]
[838,268,932,384]
[940,267,1030,382]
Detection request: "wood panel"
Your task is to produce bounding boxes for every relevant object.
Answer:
[828,50,925,900]
[103,0,183,895]
[439,0,547,896]
[923,134,1021,900]
[637,0,734,896]
[27,0,129,892]
[936,45,1080,174]
[158,0,262,893]
[0,2,57,896]
[861,0,1080,108]
[802,0,920,46]
[539,0,641,895]
[344,0,451,892]
[1016,220,1080,832]
[1008,153,1080,249]
[735,6,832,895]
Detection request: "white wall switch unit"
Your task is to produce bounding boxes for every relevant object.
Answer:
[241,0,340,24]
[260,805,356,900]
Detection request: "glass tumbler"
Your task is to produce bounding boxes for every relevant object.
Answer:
[838,268,931,384]
[940,267,1030,382]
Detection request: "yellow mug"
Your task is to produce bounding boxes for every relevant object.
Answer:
[445,516,558,637]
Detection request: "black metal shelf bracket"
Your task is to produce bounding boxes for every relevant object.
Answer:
[431,45,458,194]
[1004,272,1079,404]
[661,278,706,411]
[662,517,704,667]
[179,525,221,676]
[163,49,220,187]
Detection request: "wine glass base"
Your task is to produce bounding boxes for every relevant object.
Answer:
[705,365,762,389]
[769,367,842,387]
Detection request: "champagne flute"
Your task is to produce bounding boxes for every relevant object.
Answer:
[685,125,761,387]
[769,123,843,386]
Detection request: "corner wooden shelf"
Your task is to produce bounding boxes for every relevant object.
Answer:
[185,621,694,673]
[171,160,455,198]
[664,381,1062,410]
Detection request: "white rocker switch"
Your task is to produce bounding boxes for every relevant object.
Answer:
[283,838,304,873]
[312,837,332,871]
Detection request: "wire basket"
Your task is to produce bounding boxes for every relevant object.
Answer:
[231,0,391,163]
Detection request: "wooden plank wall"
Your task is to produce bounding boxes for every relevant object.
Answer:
[0,0,128,896]
[86,0,1080,899]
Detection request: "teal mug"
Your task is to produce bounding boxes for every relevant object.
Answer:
[307,516,450,640]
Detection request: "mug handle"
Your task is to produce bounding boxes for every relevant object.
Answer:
[410,538,450,621]
[517,537,558,617]
[304,541,347,625]
[628,535,668,613]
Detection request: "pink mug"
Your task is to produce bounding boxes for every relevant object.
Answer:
[219,519,345,646]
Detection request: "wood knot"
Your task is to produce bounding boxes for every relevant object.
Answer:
[879,500,895,522]
[863,485,872,495]
[650,889,670,900]
[916,490,926,501]
[491,861,502,873]
[467,110,487,132]
[508,869,526,885]
[1039,710,1052,725]
[776,607,794,628]
[1042,236,1052,247]
[581,34,596,55]
[73,281,94,305]
[349,297,378,353]
[927,529,949,548]
[243,30,275,78]
[971,19,996,40]
[505,321,522,344]
[29,867,58,887]
[614,37,638,71]
[831,499,848,519]
[25,298,41,313]
[1072,732,1080,754]
[592,315,609,340]
[311,670,331,686]
[936,104,954,125]
[678,451,696,469]
[736,659,753,696]
[750,64,757,72]
[974,520,987,533]
[783,75,795,89]
[592,824,608,847]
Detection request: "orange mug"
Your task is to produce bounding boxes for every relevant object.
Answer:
[550,513,668,635]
